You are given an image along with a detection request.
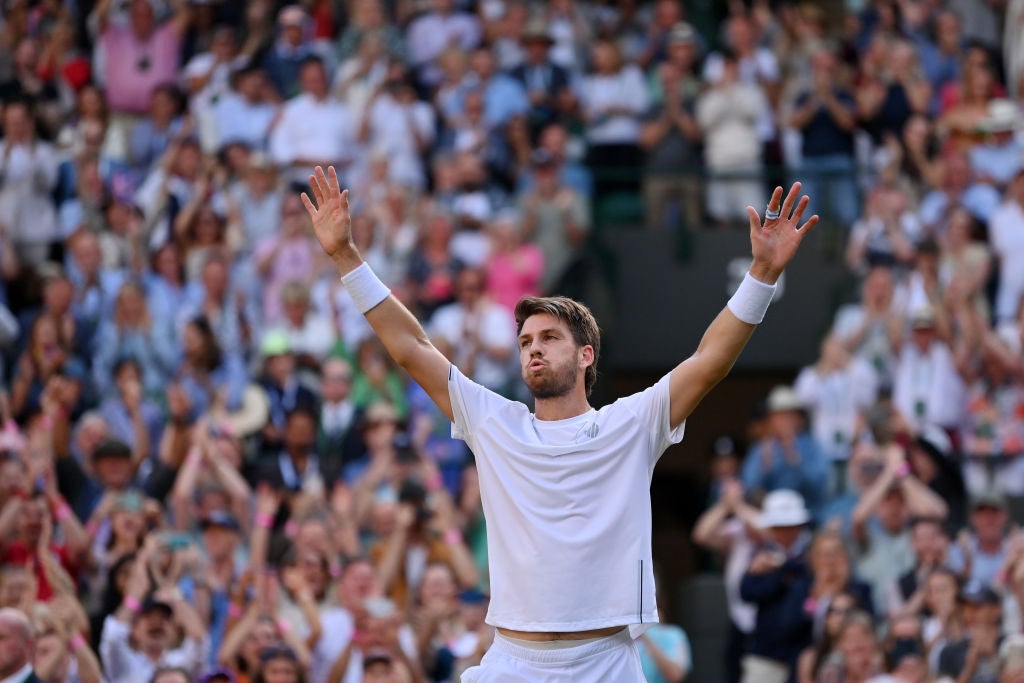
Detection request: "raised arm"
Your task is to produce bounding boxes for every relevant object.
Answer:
[302,166,452,420]
[668,183,818,428]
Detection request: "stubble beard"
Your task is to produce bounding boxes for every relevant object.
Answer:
[524,358,578,399]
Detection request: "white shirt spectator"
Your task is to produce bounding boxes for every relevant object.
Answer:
[430,299,517,391]
[0,137,60,265]
[361,93,435,189]
[214,91,278,150]
[580,65,649,145]
[406,10,482,84]
[269,93,355,182]
[696,81,766,169]
[703,49,779,141]
[988,198,1024,323]
[99,616,208,683]
[794,356,878,462]
[262,313,337,361]
[893,340,966,431]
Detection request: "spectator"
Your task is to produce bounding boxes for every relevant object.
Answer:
[405,0,481,90]
[637,608,691,683]
[129,85,185,174]
[795,590,864,683]
[739,489,813,683]
[0,99,61,267]
[892,305,966,432]
[580,39,649,197]
[508,20,574,135]
[428,266,517,394]
[934,579,1003,683]
[0,607,39,683]
[969,100,1023,187]
[641,22,703,231]
[989,169,1024,324]
[268,56,355,188]
[262,6,328,101]
[949,493,1012,586]
[212,65,278,153]
[482,209,543,313]
[788,49,859,227]
[741,386,829,520]
[254,194,321,325]
[517,149,590,296]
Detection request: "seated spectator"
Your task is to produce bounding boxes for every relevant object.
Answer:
[918,152,1002,230]
[886,516,952,616]
[213,65,278,152]
[969,100,1023,187]
[357,67,435,190]
[845,184,922,273]
[796,591,867,683]
[335,0,404,63]
[257,332,319,449]
[178,252,252,357]
[332,31,391,119]
[937,61,999,154]
[171,316,248,420]
[815,611,884,682]
[98,357,163,460]
[129,85,185,174]
[262,6,332,101]
[934,579,1003,683]
[949,493,1012,586]
[509,20,574,135]
[741,386,828,520]
[263,282,336,367]
[483,209,543,313]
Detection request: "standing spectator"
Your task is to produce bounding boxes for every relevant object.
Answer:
[641,22,703,232]
[93,0,189,119]
[831,267,902,383]
[128,85,185,174]
[917,9,964,99]
[269,56,355,188]
[789,49,858,227]
[262,281,336,365]
[518,149,589,296]
[696,51,767,227]
[580,39,649,197]
[0,608,40,683]
[483,209,543,313]
[934,579,1003,683]
[405,0,481,90]
[254,194,321,325]
[0,99,61,267]
[357,68,435,191]
[969,100,1023,187]
[949,493,1012,586]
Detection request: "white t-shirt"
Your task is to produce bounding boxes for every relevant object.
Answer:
[448,366,685,634]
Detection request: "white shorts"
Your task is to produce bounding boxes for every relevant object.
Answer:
[460,629,645,683]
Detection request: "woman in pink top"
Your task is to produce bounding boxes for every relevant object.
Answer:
[484,209,544,311]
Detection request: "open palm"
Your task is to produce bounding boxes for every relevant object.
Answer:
[745,182,819,284]
[300,165,351,259]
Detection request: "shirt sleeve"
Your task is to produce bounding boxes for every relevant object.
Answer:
[447,364,514,444]
[615,373,685,464]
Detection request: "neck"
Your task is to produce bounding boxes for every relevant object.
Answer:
[533,391,591,421]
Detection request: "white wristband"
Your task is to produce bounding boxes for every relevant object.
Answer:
[727,272,777,325]
[340,263,391,314]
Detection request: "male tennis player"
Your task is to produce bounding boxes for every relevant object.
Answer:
[301,166,817,682]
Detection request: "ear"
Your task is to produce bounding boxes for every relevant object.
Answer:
[579,345,594,370]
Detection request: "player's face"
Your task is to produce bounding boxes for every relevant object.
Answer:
[518,313,584,399]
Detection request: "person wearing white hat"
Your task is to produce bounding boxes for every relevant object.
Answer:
[969,99,1024,186]
[738,489,812,683]
[304,166,819,682]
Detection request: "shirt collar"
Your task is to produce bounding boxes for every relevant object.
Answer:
[0,663,33,683]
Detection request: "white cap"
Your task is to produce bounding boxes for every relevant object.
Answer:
[767,385,804,413]
[759,489,811,528]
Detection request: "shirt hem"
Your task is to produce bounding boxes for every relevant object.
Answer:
[487,612,660,632]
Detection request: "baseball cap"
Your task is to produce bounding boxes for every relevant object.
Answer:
[959,579,1001,606]
[971,491,1008,511]
[668,22,697,45]
[277,5,305,27]
[92,439,133,461]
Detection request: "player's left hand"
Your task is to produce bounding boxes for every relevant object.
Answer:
[746,182,818,284]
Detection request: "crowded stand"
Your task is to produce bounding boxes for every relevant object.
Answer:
[0,0,1023,681]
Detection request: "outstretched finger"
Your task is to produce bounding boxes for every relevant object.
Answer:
[328,166,341,194]
[746,206,762,234]
[315,166,332,198]
[300,192,317,218]
[766,186,783,214]
[780,181,802,219]
[308,170,324,206]
[789,195,810,226]
[797,214,820,235]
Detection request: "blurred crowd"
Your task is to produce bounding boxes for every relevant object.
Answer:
[0,0,1023,682]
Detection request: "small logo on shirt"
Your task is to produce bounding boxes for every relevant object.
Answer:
[576,423,599,441]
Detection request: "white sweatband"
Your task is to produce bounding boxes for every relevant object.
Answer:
[727,272,777,325]
[340,262,391,314]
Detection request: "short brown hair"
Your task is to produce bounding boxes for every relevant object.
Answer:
[514,297,601,396]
